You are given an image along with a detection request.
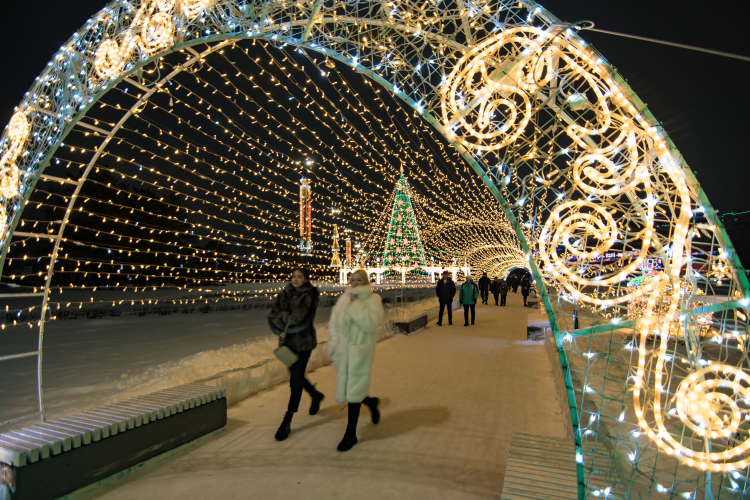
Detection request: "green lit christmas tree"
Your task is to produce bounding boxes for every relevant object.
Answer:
[382,169,427,271]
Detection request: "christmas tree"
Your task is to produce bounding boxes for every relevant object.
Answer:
[382,170,427,270]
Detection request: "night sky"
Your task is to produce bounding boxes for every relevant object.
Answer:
[1,0,748,214]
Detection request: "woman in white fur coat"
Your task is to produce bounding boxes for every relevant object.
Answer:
[327,268,384,451]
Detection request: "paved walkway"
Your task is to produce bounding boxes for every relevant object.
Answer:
[83,292,568,500]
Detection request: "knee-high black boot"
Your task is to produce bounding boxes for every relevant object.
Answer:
[275,411,294,441]
[338,403,360,451]
[362,396,380,424]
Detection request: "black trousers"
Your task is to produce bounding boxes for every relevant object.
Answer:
[500,295,507,306]
[480,290,489,303]
[463,304,475,325]
[287,348,316,412]
[438,301,453,324]
[494,293,499,305]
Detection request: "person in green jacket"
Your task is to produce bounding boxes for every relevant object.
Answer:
[459,275,480,326]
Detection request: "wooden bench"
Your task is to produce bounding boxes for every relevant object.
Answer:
[394,311,428,334]
[501,433,580,500]
[0,384,226,499]
[527,314,551,340]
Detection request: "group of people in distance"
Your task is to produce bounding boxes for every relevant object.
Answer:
[435,271,533,326]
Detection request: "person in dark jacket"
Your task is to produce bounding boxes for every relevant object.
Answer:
[509,275,519,293]
[435,271,456,326]
[490,277,500,305]
[478,272,491,304]
[520,276,531,306]
[268,267,325,440]
[459,275,479,326]
[498,279,509,306]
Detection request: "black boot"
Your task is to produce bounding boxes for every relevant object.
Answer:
[309,390,325,415]
[275,411,294,441]
[338,403,360,451]
[337,432,358,451]
[363,397,380,424]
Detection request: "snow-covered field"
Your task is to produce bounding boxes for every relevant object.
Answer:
[0,283,438,430]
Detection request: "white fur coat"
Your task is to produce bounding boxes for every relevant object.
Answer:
[327,284,384,403]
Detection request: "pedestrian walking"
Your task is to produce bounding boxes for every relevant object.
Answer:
[498,278,509,306]
[327,269,384,451]
[435,270,456,326]
[510,275,519,293]
[478,272,491,304]
[459,275,479,326]
[521,275,531,306]
[490,276,500,305]
[268,267,325,441]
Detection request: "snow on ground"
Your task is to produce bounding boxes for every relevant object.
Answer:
[0,284,438,430]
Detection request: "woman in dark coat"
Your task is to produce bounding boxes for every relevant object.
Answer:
[268,267,325,440]
[498,279,509,306]
[509,275,519,293]
[490,277,500,306]
[520,276,531,306]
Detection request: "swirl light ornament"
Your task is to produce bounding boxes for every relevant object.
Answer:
[137,10,175,55]
[93,0,211,80]
[0,0,748,496]
[178,0,214,19]
[93,38,128,80]
[632,273,750,473]
[0,111,30,240]
[440,29,538,152]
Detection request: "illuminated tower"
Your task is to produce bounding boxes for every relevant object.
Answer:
[345,237,352,267]
[299,178,312,257]
[330,224,342,268]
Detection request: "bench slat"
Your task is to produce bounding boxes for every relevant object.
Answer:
[501,434,578,500]
[0,385,227,470]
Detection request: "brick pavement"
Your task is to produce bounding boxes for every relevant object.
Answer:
[81,291,568,500]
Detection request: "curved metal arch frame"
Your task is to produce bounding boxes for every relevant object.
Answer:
[0,20,557,428]
[0,0,748,495]
[33,39,235,421]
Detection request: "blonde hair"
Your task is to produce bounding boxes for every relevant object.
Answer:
[351,268,370,283]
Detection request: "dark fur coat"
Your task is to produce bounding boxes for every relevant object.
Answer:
[268,281,319,352]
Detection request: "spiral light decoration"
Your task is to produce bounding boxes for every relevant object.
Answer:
[441,25,747,471]
[94,0,210,81]
[0,112,30,240]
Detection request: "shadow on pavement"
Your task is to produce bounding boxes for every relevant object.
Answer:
[361,406,450,441]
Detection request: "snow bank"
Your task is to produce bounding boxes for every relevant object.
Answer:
[1,288,438,428]
[99,295,437,406]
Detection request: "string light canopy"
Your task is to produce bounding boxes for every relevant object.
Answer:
[345,166,518,282]
[0,0,748,496]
